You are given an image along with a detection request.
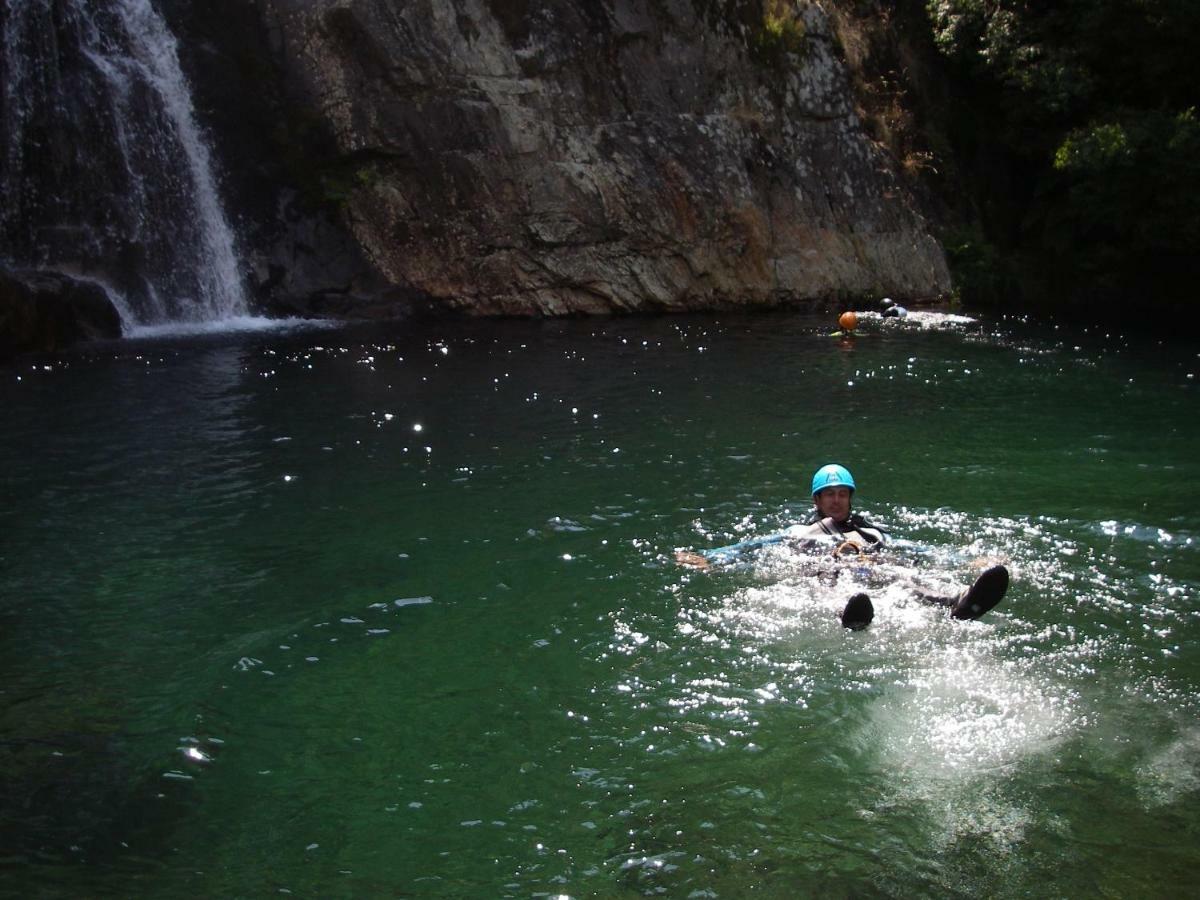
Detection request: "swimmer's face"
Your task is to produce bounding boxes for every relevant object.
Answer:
[813,486,852,521]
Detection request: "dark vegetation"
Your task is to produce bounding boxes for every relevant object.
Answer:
[920,0,1199,317]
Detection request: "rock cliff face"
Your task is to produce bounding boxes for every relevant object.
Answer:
[251,0,951,315]
[0,269,121,361]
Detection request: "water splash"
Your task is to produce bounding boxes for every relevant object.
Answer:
[642,497,1198,867]
[123,316,336,340]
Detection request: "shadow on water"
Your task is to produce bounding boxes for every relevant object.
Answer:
[1,309,1198,895]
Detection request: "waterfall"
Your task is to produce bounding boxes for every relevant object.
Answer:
[0,0,248,326]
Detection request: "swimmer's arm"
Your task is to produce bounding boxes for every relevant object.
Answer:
[674,530,796,569]
[675,524,832,569]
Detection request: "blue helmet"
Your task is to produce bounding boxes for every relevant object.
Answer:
[811,464,856,497]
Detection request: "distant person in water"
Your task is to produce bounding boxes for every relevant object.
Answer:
[675,463,1010,630]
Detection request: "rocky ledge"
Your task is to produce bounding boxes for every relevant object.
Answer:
[0,269,122,361]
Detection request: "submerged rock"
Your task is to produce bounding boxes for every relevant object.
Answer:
[0,269,121,360]
[245,0,951,316]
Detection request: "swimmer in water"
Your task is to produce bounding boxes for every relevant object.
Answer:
[675,463,1010,630]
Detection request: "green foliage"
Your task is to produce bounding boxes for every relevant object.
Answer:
[923,0,1200,312]
[1052,122,1131,172]
[941,226,1022,307]
[1041,109,1200,299]
[749,1,808,67]
[926,0,986,58]
[927,1,1099,122]
[763,6,806,48]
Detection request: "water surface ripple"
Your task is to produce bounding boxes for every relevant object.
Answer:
[1,312,1197,896]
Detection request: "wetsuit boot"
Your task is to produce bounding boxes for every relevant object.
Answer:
[951,565,1009,620]
[840,593,874,630]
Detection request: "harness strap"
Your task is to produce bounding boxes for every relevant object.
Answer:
[816,515,883,553]
[818,517,842,538]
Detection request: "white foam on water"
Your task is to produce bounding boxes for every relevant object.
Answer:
[725,556,1079,782]
[664,505,1119,853]
[1134,726,1200,808]
[924,788,1041,856]
[394,596,434,608]
[865,644,1074,778]
[902,310,978,329]
[658,492,1198,873]
[124,316,338,340]
[858,310,979,330]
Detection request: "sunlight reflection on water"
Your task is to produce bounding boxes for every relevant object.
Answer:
[649,497,1198,875]
[4,309,1198,896]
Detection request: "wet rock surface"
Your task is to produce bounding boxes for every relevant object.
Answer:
[244,0,951,316]
[0,269,122,360]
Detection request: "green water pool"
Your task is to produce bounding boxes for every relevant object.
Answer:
[2,309,1197,896]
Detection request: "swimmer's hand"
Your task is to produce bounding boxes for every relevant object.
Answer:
[674,550,711,570]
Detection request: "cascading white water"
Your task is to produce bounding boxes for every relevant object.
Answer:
[108,0,248,323]
[0,0,249,327]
